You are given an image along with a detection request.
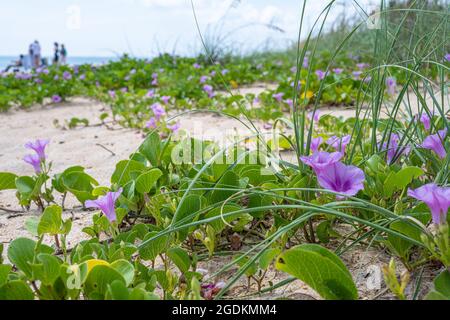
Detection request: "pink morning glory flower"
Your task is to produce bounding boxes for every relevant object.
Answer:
[161,96,171,104]
[422,128,447,159]
[352,71,363,80]
[203,85,215,98]
[272,92,284,102]
[151,103,166,120]
[309,137,323,153]
[316,162,365,199]
[63,71,72,80]
[300,151,343,172]
[308,110,321,123]
[52,95,62,103]
[327,135,351,153]
[386,77,396,96]
[284,99,293,108]
[315,70,326,80]
[167,122,181,133]
[303,57,309,68]
[23,154,42,173]
[25,139,49,160]
[108,90,116,99]
[85,188,123,222]
[145,117,157,129]
[357,63,367,69]
[419,113,431,131]
[408,183,450,224]
[380,133,410,164]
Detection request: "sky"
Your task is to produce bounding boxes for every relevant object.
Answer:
[1,0,375,58]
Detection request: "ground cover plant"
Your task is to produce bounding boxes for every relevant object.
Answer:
[0,0,449,300]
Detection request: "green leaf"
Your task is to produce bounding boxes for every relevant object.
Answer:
[210,171,240,204]
[38,205,63,236]
[110,259,135,286]
[111,160,147,185]
[139,232,169,261]
[0,265,12,287]
[276,244,358,300]
[15,176,36,198]
[135,168,162,194]
[84,265,126,298]
[62,171,98,203]
[7,238,36,278]
[139,131,162,166]
[167,247,191,273]
[384,166,424,197]
[0,172,18,190]
[425,270,450,300]
[31,253,61,285]
[0,280,34,300]
[259,248,281,270]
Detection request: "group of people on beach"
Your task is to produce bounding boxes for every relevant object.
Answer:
[3,40,68,72]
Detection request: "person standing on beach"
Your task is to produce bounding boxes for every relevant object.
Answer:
[53,42,60,65]
[60,44,67,64]
[28,43,34,68]
[33,40,41,68]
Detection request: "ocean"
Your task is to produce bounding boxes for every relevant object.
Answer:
[0,56,119,70]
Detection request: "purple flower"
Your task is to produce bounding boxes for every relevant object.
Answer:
[386,77,396,96]
[79,74,86,80]
[120,87,128,93]
[408,183,450,224]
[357,63,367,69]
[300,151,343,172]
[327,135,351,153]
[25,139,50,160]
[380,133,410,164]
[108,90,116,99]
[151,103,166,120]
[23,154,42,173]
[161,95,170,104]
[146,90,155,98]
[221,69,229,75]
[63,71,72,80]
[303,57,309,68]
[145,117,157,129]
[309,137,323,153]
[315,70,326,80]
[85,188,123,222]
[203,85,215,98]
[53,75,59,81]
[253,97,260,105]
[422,128,447,159]
[419,113,431,131]
[352,71,363,80]
[200,75,208,83]
[193,63,201,69]
[210,71,216,77]
[333,68,344,74]
[151,72,158,79]
[167,122,181,133]
[272,92,284,102]
[284,99,293,108]
[290,66,297,73]
[445,54,450,62]
[263,123,272,130]
[316,162,365,199]
[308,110,321,123]
[52,95,62,103]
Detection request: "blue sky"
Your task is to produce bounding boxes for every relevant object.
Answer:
[1,0,373,57]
